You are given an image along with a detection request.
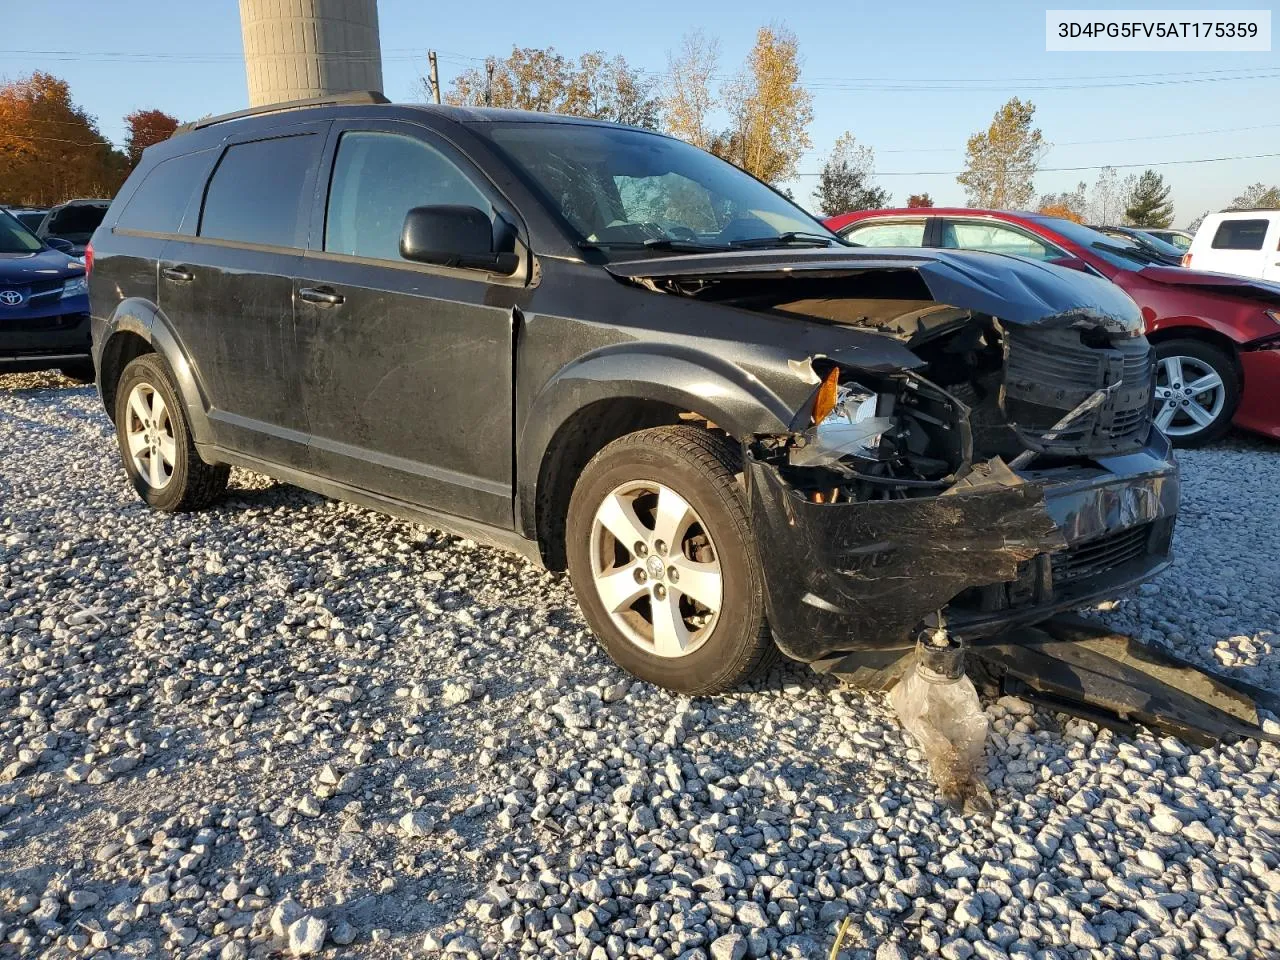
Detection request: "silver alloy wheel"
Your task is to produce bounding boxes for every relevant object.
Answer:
[1154,355,1225,437]
[124,382,176,490]
[588,480,723,658]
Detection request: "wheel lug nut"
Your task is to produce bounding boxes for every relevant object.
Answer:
[635,542,647,558]
[654,539,667,556]
[667,566,679,582]
[634,568,647,583]
[654,584,667,600]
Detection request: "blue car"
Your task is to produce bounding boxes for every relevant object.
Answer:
[0,208,92,380]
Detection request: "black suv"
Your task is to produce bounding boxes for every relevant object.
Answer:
[88,93,1179,693]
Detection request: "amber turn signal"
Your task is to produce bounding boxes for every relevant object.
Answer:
[812,367,840,424]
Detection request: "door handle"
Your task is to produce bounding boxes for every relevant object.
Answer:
[162,266,194,283]
[298,286,345,306]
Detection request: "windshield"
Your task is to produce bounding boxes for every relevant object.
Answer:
[1129,230,1186,259]
[1033,216,1159,270]
[0,210,43,254]
[479,121,835,250]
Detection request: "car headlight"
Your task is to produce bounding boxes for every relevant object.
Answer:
[61,275,87,298]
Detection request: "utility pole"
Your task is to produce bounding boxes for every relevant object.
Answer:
[428,50,441,104]
[485,60,494,106]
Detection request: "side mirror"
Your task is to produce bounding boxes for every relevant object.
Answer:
[399,205,519,274]
[45,237,73,253]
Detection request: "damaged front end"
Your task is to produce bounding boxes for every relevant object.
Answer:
[748,271,1178,665]
[612,250,1180,664]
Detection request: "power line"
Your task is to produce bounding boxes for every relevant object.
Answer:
[3,46,1280,91]
[877,121,1280,154]
[796,151,1280,177]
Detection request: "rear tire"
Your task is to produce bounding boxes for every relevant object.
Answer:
[1153,339,1239,448]
[113,354,229,512]
[566,426,776,694]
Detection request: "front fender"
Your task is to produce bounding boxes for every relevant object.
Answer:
[97,299,213,445]
[515,343,807,538]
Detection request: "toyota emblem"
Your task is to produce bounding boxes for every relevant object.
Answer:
[0,289,23,306]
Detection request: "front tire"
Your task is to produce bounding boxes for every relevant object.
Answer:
[113,354,229,511]
[566,426,775,694]
[1153,339,1239,447]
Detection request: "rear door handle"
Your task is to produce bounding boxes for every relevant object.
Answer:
[298,285,345,306]
[162,266,193,283]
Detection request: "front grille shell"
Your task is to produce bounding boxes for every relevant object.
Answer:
[1003,326,1154,456]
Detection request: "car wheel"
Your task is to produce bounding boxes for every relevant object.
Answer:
[566,425,776,694]
[1153,339,1239,447]
[113,354,229,511]
[58,361,95,384]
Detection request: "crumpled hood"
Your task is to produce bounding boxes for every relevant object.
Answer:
[0,247,83,282]
[1138,264,1280,301]
[606,247,1144,334]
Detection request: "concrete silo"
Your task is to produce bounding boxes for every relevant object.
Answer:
[239,0,384,107]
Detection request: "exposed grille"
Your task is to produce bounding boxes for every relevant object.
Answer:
[1051,524,1152,584]
[1004,326,1154,456]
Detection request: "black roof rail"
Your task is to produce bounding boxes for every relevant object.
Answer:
[172,91,390,136]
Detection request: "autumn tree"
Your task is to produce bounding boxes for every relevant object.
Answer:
[906,193,934,208]
[1123,169,1174,227]
[956,98,1044,209]
[124,109,179,167]
[444,47,659,128]
[1229,182,1280,209]
[715,24,813,184]
[663,31,719,150]
[1038,181,1087,222]
[1038,203,1085,223]
[0,72,127,206]
[813,133,888,214]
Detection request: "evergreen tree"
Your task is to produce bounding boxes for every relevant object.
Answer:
[1124,170,1175,227]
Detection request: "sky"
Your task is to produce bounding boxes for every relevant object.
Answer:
[2,0,1277,226]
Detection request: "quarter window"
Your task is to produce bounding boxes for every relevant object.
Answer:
[324,131,491,262]
[1211,219,1268,250]
[199,135,320,248]
[941,221,1055,260]
[116,151,211,235]
[843,221,927,247]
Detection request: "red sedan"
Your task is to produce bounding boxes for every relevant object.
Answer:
[825,208,1280,446]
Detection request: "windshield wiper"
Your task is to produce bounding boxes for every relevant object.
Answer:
[578,238,729,253]
[1093,241,1158,265]
[727,231,840,249]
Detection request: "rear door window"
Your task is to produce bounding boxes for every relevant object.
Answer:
[116,151,212,234]
[842,220,927,247]
[199,134,321,248]
[1211,218,1269,250]
[940,220,1056,260]
[323,130,492,262]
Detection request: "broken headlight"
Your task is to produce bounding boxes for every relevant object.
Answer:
[783,372,972,500]
[792,383,894,468]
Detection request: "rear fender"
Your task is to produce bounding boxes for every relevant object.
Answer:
[99,298,212,445]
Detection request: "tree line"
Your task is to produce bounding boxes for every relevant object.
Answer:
[443,33,1276,228]
[0,72,177,207]
[7,44,1277,227]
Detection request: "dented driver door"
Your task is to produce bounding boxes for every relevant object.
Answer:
[292,120,520,528]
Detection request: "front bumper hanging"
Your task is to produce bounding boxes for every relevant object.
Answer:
[749,428,1180,664]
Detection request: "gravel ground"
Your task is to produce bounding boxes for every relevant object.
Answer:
[1,371,1279,960]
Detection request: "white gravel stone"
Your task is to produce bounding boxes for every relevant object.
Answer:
[2,376,1280,960]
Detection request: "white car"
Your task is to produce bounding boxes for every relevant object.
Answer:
[1184,210,1280,280]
